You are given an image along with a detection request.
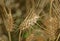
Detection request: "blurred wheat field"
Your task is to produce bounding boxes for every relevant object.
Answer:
[0,0,60,41]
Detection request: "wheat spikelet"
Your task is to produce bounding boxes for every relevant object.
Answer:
[20,14,39,30]
[42,0,59,41]
[1,8,14,32]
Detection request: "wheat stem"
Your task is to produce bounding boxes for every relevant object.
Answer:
[19,30,22,41]
[8,32,12,41]
[56,33,60,41]
[50,0,54,16]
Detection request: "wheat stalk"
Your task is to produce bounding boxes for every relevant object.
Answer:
[56,33,60,41]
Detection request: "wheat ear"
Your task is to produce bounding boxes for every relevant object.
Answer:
[1,6,14,41]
